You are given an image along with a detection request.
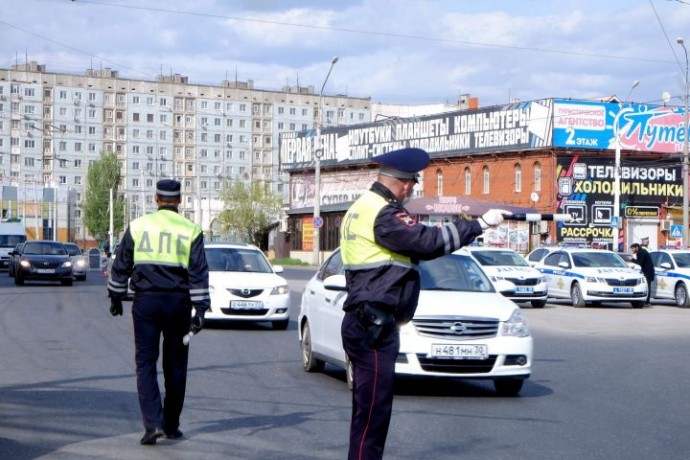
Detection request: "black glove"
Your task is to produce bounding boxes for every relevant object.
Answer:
[110,297,123,316]
[190,309,205,334]
[356,303,395,348]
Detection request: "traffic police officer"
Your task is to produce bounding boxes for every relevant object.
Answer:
[340,147,509,459]
[108,179,209,445]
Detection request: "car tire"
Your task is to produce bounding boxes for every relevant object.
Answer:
[301,321,325,372]
[61,279,73,286]
[493,378,524,396]
[346,355,354,391]
[531,299,546,308]
[631,301,645,309]
[571,282,586,308]
[15,274,24,286]
[272,318,289,330]
[78,275,87,281]
[674,283,690,308]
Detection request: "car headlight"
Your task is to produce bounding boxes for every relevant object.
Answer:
[585,276,606,283]
[538,276,547,283]
[502,309,530,337]
[76,259,86,267]
[62,261,73,268]
[20,260,30,268]
[270,284,289,295]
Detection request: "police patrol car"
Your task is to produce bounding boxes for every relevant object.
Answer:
[648,249,690,308]
[534,248,647,308]
[465,247,548,308]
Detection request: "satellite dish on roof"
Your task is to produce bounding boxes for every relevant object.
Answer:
[530,192,540,203]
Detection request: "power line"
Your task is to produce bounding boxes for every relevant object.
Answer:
[71,0,675,65]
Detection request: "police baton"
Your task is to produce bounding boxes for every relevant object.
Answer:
[510,213,573,222]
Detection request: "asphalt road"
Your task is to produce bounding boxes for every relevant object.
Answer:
[1,266,689,460]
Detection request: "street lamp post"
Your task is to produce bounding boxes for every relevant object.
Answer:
[677,38,690,249]
[313,56,339,266]
[612,80,640,251]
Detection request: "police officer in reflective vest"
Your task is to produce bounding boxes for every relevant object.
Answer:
[340,148,510,459]
[108,179,209,445]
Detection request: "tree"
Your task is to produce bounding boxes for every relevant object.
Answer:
[217,181,283,246]
[83,152,125,246]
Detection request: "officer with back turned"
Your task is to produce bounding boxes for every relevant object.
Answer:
[340,147,510,459]
[108,179,209,445]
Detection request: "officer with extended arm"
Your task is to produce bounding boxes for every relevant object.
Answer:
[340,147,509,460]
[108,179,209,445]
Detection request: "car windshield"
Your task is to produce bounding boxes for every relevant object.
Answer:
[572,251,628,268]
[63,244,82,256]
[672,252,690,268]
[472,250,529,267]
[23,242,67,256]
[420,254,495,292]
[205,247,273,273]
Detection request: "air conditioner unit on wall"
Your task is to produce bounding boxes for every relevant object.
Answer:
[660,220,673,231]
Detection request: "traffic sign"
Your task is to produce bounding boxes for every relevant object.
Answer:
[313,216,324,228]
[611,216,619,228]
[670,224,682,239]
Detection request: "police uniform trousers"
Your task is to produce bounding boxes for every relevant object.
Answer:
[341,310,400,460]
[132,291,192,432]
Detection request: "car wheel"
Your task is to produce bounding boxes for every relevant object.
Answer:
[571,282,586,308]
[346,355,354,391]
[61,279,73,286]
[531,299,546,308]
[78,275,87,281]
[272,318,289,330]
[631,301,645,309]
[301,321,325,372]
[494,378,524,396]
[674,283,690,308]
[15,274,24,285]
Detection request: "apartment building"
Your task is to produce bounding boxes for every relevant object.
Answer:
[0,62,372,244]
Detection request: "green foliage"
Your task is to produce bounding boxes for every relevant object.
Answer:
[270,257,310,266]
[83,152,126,244]
[217,181,283,246]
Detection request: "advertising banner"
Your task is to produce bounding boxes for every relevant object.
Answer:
[553,100,687,154]
[555,154,681,247]
[279,100,554,170]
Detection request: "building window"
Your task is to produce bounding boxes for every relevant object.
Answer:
[483,166,490,194]
[514,164,522,193]
[436,169,443,196]
[464,167,471,195]
[534,162,542,192]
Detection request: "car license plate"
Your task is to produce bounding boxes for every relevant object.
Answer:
[230,300,263,310]
[515,286,533,293]
[36,269,55,274]
[613,287,633,294]
[430,344,488,359]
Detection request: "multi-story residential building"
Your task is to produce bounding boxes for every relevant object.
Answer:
[0,62,372,245]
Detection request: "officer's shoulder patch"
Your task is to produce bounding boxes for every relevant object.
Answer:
[395,212,417,227]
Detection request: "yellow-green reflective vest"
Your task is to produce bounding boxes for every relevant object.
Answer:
[129,209,202,268]
[341,190,413,270]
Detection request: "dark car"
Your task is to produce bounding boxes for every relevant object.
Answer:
[14,240,74,286]
[8,242,25,278]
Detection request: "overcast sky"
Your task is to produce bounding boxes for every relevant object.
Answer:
[1,0,690,108]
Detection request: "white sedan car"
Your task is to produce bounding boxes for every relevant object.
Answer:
[535,248,647,308]
[465,247,548,308]
[299,248,533,396]
[648,249,690,308]
[200,242,290,329]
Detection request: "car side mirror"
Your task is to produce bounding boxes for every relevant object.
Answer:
[323,274,347,291]
[660,262,672,269]
[271,264,284,273]
[558,261,569,268]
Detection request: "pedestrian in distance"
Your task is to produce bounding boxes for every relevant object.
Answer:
[339,147,511,460]
[108,179,210,445]
[630,242,654,306]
